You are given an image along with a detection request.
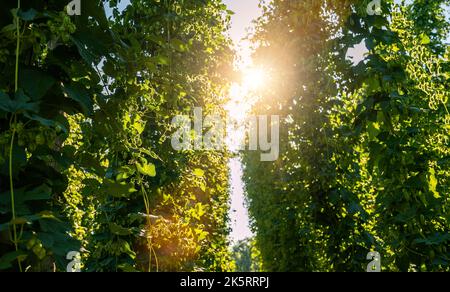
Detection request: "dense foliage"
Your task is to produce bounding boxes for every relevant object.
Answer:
[1,0,448,273]
[0,0,234,272]
[231,238,261,272]
[243,0,450,272]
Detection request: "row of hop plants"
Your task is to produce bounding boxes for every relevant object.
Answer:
[242,0,449,272]
[0,0,235,272]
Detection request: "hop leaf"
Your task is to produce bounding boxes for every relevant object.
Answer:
[193,168,205,177]
[136,162,156,177]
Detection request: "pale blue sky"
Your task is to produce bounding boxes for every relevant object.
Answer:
[224,0,261,43]
[223,0,261,243]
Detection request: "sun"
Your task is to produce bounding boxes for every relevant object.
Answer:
[242,67,267,91]
[225,66,269,151]
[225,66,269,123]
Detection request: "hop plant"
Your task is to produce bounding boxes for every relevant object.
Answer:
[47,12,76,43]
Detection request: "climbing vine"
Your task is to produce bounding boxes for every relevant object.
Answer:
[243,0,449,272]
[1,0,448,273]
[0,0,234,272]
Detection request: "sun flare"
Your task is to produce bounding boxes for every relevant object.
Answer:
[242,67,267,91]
[225,65,270,151]
[226,66,269,123]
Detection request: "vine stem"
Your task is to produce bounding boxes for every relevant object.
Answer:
[15,0,21,92]
[9,115,19,251]
[137,173,159,272]
[9,0,23,272]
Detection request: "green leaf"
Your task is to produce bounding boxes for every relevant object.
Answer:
[171,39,187,52]
[62,83,93,115]
[367,122,381,140]
[193,168,205,177]
[0,185,53,216]
[71,35,97,65]
[428,168,440,199]
[136,162,156,177]
[19,69,55,101]
[39,218,69,235]
[147,35,166,46]
[133,120,145,134]
[414,233,450,245]
[119,240,136,260]
[0,90,10,111]
[22,184,52,202]
[116,166,136,181]
[38,232,55,248]
[1,24,16,34]
[0,251,27,270]
[365,77,381,94]
[420,33,430,45]
[109,223,132,236]
[0,89,39,113]
[103,180,137,198]
[17,8,38,21]
[81,0,110,30]
[153,55,170,65]
[23,113,69,133]
[0,144,26,178]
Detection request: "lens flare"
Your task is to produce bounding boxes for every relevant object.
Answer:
[242,67,266,91]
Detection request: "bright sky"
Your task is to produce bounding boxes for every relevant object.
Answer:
[223,0,263,243]
[224,0,262,65]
